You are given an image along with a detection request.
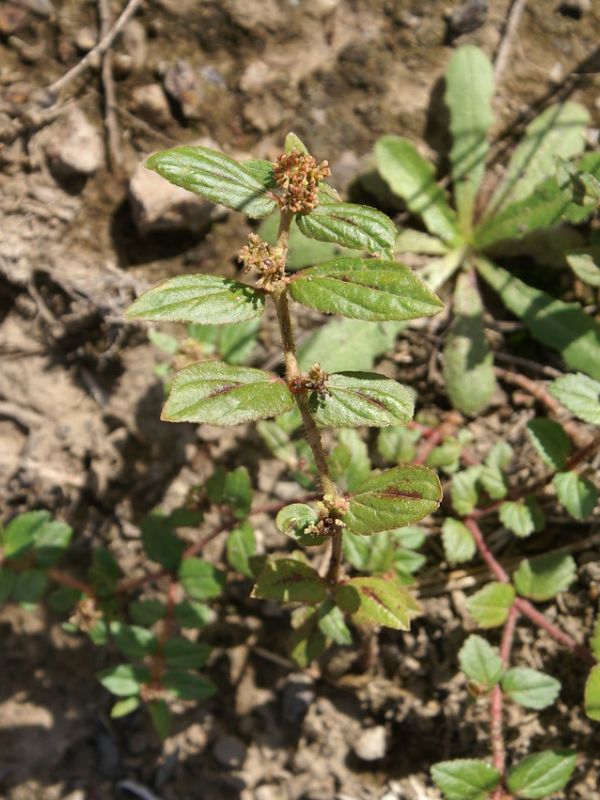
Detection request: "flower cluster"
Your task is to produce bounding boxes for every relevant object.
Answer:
[238,233,286,290]
[306,493,349,538]
[273,149,331,214]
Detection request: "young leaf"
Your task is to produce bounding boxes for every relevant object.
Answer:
[375,136,459,243]
[289,258,443,322]
[111,696,141,719]
[443,271,496,415]
[445,46,494,228]
[501,667,560,710]
[162,362,294,426]
[418,248,464,292]
[276,504,327,547]
[442,518,476,564]
[499,497,545,539]
[506,750,577,799]
[526,418,570,469]
[513,554,576,601]
[450,467,481,516]
[549,373,600,424]
[2,510,50,560]
[585,664,600,722]
[467,582,515,628]
[126,275,265,326]
[97,664,150,697]
[163,669,216,700]
[298,318,404,373]
[553,471,598,520]
[335,576,420,630]
[476,258,600,380]
[148,699,171,740]
[164,637,211,669]
[251,557,327,603]
[179,558,225,600]
[227,522,256,577]
[296,202,396,256]
[343,465,442,535]
[309,371,414,428]
[145,146,277,218]
[459,635,504,690]
[431,759,501,800]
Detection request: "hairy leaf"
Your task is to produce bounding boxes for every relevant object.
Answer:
[501,667,560,710]
[526,418,570,469]
[513,554,576,601]
[553,471,598,520]
[467,582,515,628]
[297,202,396,256]
[459,634,504,690]
[507,750,577,799]
[499,497,545,539]
[252,557,327,603]
[335,576,420,630]
[431,759,501,800]
[549,373,600,425]
[442,518,476,564]
[289,258,443,322]
[450,467,482,515]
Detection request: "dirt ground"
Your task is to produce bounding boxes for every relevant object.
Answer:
[1,1,600,798]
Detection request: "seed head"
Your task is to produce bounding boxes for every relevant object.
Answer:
[238,233,286,290]
[272,149,331,214]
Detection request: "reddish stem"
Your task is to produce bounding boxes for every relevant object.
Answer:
[491,606,519,777]
[464,518,509,583]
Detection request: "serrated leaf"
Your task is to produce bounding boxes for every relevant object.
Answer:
[513,554,576,601]
[486,441,514,470]
[585,664,600,721]
[179,558,225,600]
[459,634,504,690]
[499,497,545,538]
[289,257,443,322]
[450,467,481,516]
[431,759,501,800]
[251,557,327,603]
[97,664,150,697]
[148,699,171,740]
[2,510,50,560]
[467,582,516,628]
[444,271,496,415]
[316,600,352,645]
[476,258,600,379]
[111,696,141,719]
[298,318,405,373]
[308,371,414,428]
[553,471,598,520]
[426,438,462,474]
[276,504,326,547]
[227,522,256,576]
[507,749,577,799]
[442,518,476,564]
[164,637,211,669]
[110,622,157,661]
[162,362,294,426]
[146,146,277,218]
[501,667,560,710]
[527,418,570,469]
[480,464,508,500]
[335,576,420,630]
[549,373,600,424]
[141,512,184,571]
[343,465,442,535]
[375,136,459,243]
[490,102,589,211]
[126,275,265,326]
[297,202,396,256]
[163,669,216,700]
[395,228,448,255]
[445,46,494,228]
[14,569,47,605]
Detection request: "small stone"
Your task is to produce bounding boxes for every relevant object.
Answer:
[75,26,97,52]
[20,0,54,17]
[255,785,286,800]
[161,60,203,121]
[122,19,146,72]
[281,674,315,725]
[0,5,28,35]
[213,734,247,769]
[445,0,487,40]
[132,84,171,127]
[45,108,104,176]
[557,0,591,18]
[353,726,387,761]
[113,53,134,77]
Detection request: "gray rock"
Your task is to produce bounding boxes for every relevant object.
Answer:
[45,108,104,176]
[282,674,315,724]
[75,26,97,52]
[353,726,387,761]
[132,84,171,127]
[161,60,203,120]
[213,734,247,769]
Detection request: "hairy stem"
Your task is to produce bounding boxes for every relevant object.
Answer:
[491,605,519,783]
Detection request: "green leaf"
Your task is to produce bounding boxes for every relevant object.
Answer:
[0,568,15,606]
[442,518,476,564]
[221,466,252,519]
[259,212,355,270]
[501,667,560,710]
[148,699,171,740]
[343,465,442,535]
[179,558,225,600]
[289,607,327,667]
[33,520,73,567]
[426,438,461,474]
[335,576,420,630]
[444,272,496,415]
[476,258,600,380]
[499,497,545,538]
[174,600,213,628]
[591,611,600,660]
[527,418,570,469]
[490,102,589,210]
[467,582,516,628]
[377,426,420,465]
[395,228,448,255]
[48,586,81,614]
[276,503,327,547]
[14,569,47,606]
[445,46,494,228]
[479,464,508,500]
[163,669,216,700]
[126,275,265,326]
[218,317,260,365]
[343,530,394,573]
[297,202,396,256]
[298,318,404,373]
[486,442,514,470]
[145,146,277,218]
[141,512,184,571]
[252,557,327,603]
[418,248,464,292]
[162,362,294,426]
[97,664,150,697]
[309,371,414,428]
[507,750,577,799]
[330,429,372,492]
[284,131,310,155]
[553,471,598,520]
[316,600,352,645]
[513,554,576,601]
[585,664,600,721]
[129,599,165,627]
[111,622,157,661]
[450,467,481,515]
[227,522,256,576]
[459,634,504,690]
[549,373,600,424]
[164,637,211,669]
[375,136,459,243]
[111,696,141,719]
[2,510,50,560]
[431,759,501,800]
[567,252,600,287]
[289,257,443,322]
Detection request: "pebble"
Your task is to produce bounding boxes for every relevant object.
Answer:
[281,674,315,724]
[75,26,97,52]
[352,726,387,761]
[213,734,247,769]
[122,19,147,72]
[132,84,171,127]
[45,108,104,176]
[161,60,203,121]
[254,785,286,800]
[445,0,487,40]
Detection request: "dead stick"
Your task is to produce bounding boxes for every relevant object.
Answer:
[98,0,123,171]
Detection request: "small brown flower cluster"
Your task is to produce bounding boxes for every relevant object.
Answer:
[238,233,286,290]
[273,149,331,214]
[306,493,349,538]
[69,597,103,633]
[140,683,168,704]
[304,363,329,395]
